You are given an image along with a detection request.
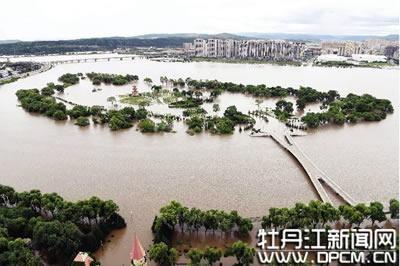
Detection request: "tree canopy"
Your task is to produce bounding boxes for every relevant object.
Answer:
[151,201,253,245]
[86,72,138,86]
[0,184,126,265]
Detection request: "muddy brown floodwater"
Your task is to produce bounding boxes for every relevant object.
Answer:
[0,56,398,265]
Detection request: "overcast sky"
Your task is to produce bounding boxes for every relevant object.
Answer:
[1,0,399,41]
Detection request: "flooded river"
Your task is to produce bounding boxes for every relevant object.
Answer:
[0,56,398,265]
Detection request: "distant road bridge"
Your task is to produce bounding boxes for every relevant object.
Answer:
[50,55,139,65]
[252,131,357,206]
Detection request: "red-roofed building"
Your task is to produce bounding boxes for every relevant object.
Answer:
[130,235,147,266]
[73,252,94,266]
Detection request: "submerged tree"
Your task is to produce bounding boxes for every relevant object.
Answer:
[225,240,255,266]
[369,201,386,226]
[212,103,220,115]
[148,242,178,266]
[203,247,222,265]
[389,199,399,219]
[107,96,116,107]
[186,248,203,265]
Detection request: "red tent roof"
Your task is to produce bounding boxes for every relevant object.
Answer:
[130,235,145,261]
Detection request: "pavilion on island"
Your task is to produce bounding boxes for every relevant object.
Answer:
[131,84,139,96]
[130,235,147,266]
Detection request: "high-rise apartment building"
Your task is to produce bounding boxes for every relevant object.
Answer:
[192,39,305,61]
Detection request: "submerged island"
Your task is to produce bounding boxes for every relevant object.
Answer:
[15,72,394,135]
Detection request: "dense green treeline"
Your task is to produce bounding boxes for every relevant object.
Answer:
[262,199,398,230]
[273,99,294,121]
[16,73,394,133]
[184,78,393,128]
[151,201,253,245]
[149,199,399,265]
[58,73,80,87]
[169,98,203,108]
[16,87,175,132]
[17,73,81,98]
[137,116,174,133]
[182,107,207,117]
[149,240,256,266]
[56,72,139,87]
[186,78,351,110]
[0,184,126,265]
[186,105,255,135]
[149,201,255,265]
[167,86,214,108]
[259,200,399,265]
[16,85,255,134]
[187,78,291,99]
[301,93,394,128]
[16,88,69,121]
[15,88,167,132]
[86,72,138,85]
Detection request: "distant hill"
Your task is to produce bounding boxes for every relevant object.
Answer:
[134,33,248,40]
[0,33,249,55]
[134,32,398,42]
[0,32,397,56]
[0,40,20,44]
[238,32,399,42]
[0,37,194,55]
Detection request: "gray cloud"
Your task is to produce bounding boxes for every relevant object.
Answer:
[350,15,398,27]
[0,0,398,40]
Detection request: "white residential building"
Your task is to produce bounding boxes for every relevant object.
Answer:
[191,39,305,61]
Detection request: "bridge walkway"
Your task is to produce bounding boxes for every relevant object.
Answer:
[269,131,357,206]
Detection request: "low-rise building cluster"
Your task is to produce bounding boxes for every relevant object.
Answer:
[317,40,399,64]
[0,61,43,80]
[321,40,398,59]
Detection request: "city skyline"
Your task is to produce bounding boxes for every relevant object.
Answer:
[1,0,399,41]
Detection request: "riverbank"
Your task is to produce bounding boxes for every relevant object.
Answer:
[191,56,400,69]
[0,62,52,85]
[4,52,398,71]
[191,57,303,66]
[314,60,398,69]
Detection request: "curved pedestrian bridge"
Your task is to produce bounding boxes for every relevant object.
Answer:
[251,130,357,206]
